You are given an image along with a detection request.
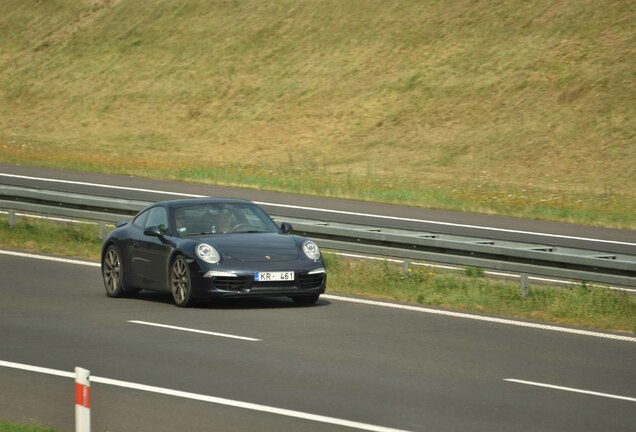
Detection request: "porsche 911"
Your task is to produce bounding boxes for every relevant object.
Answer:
[101,198,326,307]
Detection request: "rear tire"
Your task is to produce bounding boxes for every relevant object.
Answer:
[102,245,127,297]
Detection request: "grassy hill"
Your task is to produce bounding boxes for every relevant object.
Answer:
[0,0,634,227]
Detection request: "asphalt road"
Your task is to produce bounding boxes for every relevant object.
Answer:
[1,252,635,432]
[1,163,635,255]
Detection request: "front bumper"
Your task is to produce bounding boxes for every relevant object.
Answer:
[189,262,326,299]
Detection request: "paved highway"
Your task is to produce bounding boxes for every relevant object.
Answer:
[1,164,635,255]
[1,251,634,431]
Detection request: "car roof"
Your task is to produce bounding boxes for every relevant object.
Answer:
[157,197,255,209]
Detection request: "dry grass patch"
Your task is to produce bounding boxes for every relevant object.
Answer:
[0,0,634,226]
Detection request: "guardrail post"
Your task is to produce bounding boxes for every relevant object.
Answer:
[8,209,15,228]
[402,260,410,274]
[75,367,91,432]
[520,273,529,297]
[98,222,105,239]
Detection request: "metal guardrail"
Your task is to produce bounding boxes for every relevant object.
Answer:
[285,218,636,288]
[1,185,635,288]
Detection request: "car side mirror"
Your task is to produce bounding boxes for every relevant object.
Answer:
[279,222,293,234]
[144,226,163,237]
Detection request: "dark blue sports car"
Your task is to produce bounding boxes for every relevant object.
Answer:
[101,198,326,307]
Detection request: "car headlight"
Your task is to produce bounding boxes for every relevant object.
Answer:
[196,243,221,264]
[302,240,321,260]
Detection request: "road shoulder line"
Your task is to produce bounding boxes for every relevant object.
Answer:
[322,295,636,343]
[0,360,408,432]
[1,249,634,343]
[504,378,636,402]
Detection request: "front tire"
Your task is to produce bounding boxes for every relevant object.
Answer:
[171,255,194,307]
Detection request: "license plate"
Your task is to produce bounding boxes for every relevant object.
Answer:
[255,271,295,282]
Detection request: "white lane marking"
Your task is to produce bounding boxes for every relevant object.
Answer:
[2,172,634,247]
[129,320,261,342]
[1,249,634,343]
[0,249,101,267]
[262,203,636,248]
[0,172,207,198]
[0,360,410,432]
[0,210,98,224]
[0,359,74,378]
[321,295,636,343]
[504,379,636,403]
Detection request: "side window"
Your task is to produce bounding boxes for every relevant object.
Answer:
[145,207,168,233]
[132,209,149,229]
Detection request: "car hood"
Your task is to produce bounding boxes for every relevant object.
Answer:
[205,233,300,262]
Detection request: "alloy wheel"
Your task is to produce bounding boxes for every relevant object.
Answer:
[103,247,121,296]
[171,257,192,306]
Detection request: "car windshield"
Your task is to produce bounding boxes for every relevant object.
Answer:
[173,202,280,235]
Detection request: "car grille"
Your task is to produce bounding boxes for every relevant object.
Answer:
[211,273,324,291]
[252,281,297,290]
[211,276,250,291]
[297,273,325,289]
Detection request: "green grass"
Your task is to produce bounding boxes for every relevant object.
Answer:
[1,215,634,334]
[0,421,59,432]
[0,217,103,259]
[0,0,634,228]
[324,255,636,334]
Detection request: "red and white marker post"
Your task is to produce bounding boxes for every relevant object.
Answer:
[75,367,91,432]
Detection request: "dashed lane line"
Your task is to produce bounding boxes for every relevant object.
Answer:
[2,249,634,343]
